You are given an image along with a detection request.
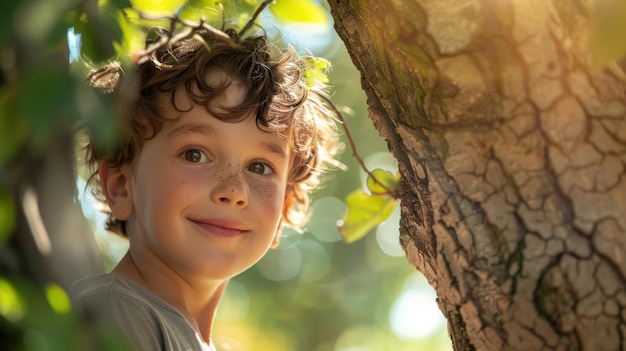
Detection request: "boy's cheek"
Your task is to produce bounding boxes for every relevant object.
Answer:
[250,184,284,214]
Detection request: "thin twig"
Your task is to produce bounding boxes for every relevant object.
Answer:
[318,92,400,199]
[239,0,275,39]
[134,13,232,64]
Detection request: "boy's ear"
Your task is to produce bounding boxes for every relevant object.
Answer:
[99,161,133,220]
[271,194,293,249]
[271,219,282,249]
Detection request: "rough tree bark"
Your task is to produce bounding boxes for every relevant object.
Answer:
[328,0,626,350]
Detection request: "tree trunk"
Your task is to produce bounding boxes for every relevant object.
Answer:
[328,0,626,350]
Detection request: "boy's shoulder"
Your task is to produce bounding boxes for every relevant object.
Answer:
[71,273,183,323]
[71,273,131,298]
[71,273,213,351]
[73,273,168,308]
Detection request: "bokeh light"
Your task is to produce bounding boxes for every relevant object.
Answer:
[334,324,387,351]
[256,240,303,281]
[376,205,404,257]
[390,273,446,340]
[297,238,332,283]
[309,196,346,242]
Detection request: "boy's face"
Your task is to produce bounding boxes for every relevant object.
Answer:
[107,78,289,281]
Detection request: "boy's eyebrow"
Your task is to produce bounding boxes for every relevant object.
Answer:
[260,141,288,160]
[166,122,288,160]
[166,122,216,139]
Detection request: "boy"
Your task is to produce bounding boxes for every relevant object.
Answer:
[72,26,338,350]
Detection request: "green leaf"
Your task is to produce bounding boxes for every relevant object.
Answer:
[0,186,16,247]
[590,0,626,68]
[270,0,329,25]
[75,1,124,62]
[0,277,25,323]
[17,67,75,150]
[0,86,26,165]
[338,189,398,243]
[109,0,133,9]
[236,12,252,30]
[304,57,330,88]
[45,284,71,315]
[130,0,186,15]
[178,0,221,23]
[0,0,18,48]
[113,7,145,58]
[366,169,400,195]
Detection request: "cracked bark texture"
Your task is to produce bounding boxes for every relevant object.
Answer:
[328,0,626,350]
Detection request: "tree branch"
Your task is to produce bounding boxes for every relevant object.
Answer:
[239,0,274,38]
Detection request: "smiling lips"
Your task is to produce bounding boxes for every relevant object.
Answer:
[191,219,250,237]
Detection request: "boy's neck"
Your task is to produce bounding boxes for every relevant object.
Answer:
[113,251,228,342]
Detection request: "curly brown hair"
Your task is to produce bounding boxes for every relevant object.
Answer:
[82,27,339,237]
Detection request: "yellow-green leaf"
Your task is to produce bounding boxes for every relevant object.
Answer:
[130,0,186,15]
[0,278,25,323]
[178,0,221,23]
[45,284,71,315]
[270,0,328,25]
[304,57,330,88]
[366,169,400,195]
[338,189,398,243]
[590,0,626,68]
[114,8,144,58]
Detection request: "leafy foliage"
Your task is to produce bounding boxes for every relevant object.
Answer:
[130,0,184,14]
[589,0,626,68]
[270,0,329,25]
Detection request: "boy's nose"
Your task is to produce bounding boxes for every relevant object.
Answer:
[211,171,248,208]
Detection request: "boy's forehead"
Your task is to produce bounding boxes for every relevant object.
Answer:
[159,66,292,146]
[161,108,290,160]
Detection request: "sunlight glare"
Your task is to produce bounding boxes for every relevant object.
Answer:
[389,273,445,340]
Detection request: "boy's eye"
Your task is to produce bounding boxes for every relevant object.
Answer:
[248,161,273,175]
[182,149,208,163]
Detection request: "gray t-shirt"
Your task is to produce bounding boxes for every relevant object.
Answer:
[72,273,216,351]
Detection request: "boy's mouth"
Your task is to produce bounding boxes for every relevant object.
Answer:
[190,218,250,237]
